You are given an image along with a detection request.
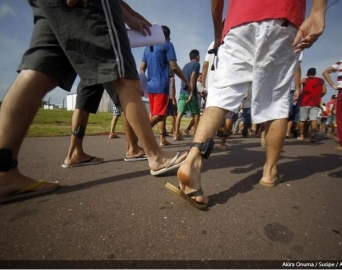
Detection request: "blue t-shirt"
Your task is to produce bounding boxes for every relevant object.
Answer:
[142,41,177,94]
[180,61,200,95]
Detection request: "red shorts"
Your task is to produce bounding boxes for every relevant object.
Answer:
[148,93,169,116]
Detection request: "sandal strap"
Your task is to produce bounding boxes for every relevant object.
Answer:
[179,186,204,197]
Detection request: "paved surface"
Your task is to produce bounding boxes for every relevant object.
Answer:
[0,133,342,264]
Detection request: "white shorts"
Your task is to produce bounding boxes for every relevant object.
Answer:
[299,106,320,121]
[206,19,299,124]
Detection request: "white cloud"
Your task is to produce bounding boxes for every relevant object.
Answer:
[0,4,16,20]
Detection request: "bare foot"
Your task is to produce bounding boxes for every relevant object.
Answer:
[0,169,59,197]
[108,132,120,139]
[176,149,208,205]
[217,144,229,150]
[125,147,146,159]
[160,140,172,147]
[63,153,104,167]
[259,174,279,185]
[173,135,184,141]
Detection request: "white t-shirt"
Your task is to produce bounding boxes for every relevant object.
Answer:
[331,60,342,89]
[204,41,218,90]
[196,81,202,93]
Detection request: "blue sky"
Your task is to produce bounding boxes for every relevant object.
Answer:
[0,0,341,105]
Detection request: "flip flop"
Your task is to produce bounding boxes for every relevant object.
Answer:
[160,141,172,147]
[0,180,59,204]
[150,152,185,176]
[124,154,147,162]
[173,136,184,141]
[108,134,120,139]
[165,182,208,210]
[61,157,104,168]
[259,175,282,188]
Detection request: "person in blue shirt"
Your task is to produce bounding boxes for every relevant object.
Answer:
[140,25,189,146]
[173,50,201,141]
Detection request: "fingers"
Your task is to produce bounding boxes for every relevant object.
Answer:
[66,0,79,6]
[135,21,151,36]
[144,23,152,36]
[66,0,87,7]
[293,30,303,47]
[294,34,319,53]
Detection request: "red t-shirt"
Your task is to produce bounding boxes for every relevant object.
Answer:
[222,0,306,39]
[300,77,325,107]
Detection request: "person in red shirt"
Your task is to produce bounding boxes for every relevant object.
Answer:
[165,0,327,210]
[325,95,337,136]
[298,68,326,142]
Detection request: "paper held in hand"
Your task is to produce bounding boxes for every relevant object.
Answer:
[127,24,165,48]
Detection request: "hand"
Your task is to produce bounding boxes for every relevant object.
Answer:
[332,84,339,90]
[126,17,152,36]
[293,88,301,101]
[172,98,177,105]
[293,11,325,53]
[66,0,87,7]
[186,95,193,104]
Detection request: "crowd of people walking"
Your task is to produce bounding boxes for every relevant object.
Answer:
[1,0,340,211]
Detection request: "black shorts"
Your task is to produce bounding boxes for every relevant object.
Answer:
[76,82,121,114]
[167,99,175,116]
[18,0,139,91]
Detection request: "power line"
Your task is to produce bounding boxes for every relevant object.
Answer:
[328,0,340,9]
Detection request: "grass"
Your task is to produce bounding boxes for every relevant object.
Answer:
[27,109,192,137]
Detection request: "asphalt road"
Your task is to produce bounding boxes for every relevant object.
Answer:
[0,133,341,268]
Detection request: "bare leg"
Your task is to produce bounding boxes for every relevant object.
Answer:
[286,120,293,137]
[260,118,287,184]
[158,117,171,146]
[192,113,200,134]
[184,117,194,136]
[177,107,227,204]
[173,112,184,140]
[122,113,145,158]
[310,120,317,142]
[150,115,163,127]
[298,121,305,140]
[112,79,187,171]
[109,115,120,138]
[169,115,175,134]
[0,70,59,195]
[218,118,233,150]
[63,108,104,166]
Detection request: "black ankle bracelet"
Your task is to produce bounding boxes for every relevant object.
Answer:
[190,138,214,159]
[0,149,18,172]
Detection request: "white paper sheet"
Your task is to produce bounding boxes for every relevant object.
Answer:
[127,24,165,48]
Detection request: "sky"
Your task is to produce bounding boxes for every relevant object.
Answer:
[0,0,341,106]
